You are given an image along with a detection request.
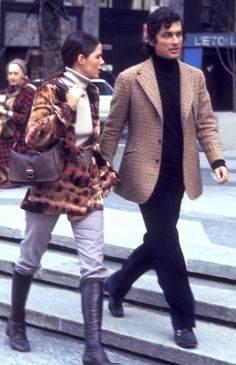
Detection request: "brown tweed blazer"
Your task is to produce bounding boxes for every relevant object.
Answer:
[100,58,224,204]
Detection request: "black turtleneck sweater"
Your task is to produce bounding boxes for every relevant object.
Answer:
[152,54,183,177]
[152,54,226,174]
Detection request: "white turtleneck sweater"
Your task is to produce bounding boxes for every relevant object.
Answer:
[59,67,93,147]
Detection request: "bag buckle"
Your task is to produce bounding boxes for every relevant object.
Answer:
[26,169,35,180]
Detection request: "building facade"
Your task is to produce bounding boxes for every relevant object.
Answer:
[183,0,235,111]
[0,0,235,111]
[0,1,153,87]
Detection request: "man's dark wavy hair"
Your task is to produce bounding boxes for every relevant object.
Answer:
[144,7,185,56]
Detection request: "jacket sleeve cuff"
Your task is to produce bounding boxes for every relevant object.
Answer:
[211,159,226,170]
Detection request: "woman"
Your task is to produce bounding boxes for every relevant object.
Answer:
[0,58,36,188]
[6,31,121,365]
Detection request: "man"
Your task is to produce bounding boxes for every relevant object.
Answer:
[100,7,229,349]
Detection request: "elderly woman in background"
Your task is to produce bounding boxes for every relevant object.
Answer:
[0,58,36,188]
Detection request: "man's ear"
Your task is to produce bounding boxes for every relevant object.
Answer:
[147,37,155,47]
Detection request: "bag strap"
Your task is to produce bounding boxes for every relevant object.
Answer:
[12,83,38,150]
[12,107,32,150]
[48,79,69,92]
[46,79,69,103]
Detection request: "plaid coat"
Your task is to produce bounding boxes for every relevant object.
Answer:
[0,81,36,172]
[21,79,118,221]
[100,58,225,203]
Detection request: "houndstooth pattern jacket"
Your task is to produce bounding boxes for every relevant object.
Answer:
[100,58,225,204]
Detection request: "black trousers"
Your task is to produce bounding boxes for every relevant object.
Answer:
[108,169,195,330]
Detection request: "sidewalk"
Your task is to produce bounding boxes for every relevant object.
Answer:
[0,150,236,267]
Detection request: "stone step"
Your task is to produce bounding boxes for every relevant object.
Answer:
[1,275,235,365]
[1,240,236,325]
[0,318,165,365]
[1,204,236,283]
[1,214,236,284]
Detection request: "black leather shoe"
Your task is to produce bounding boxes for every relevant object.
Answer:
[104,279,124,318]
[174,328,198,349]
[6,319,31,352]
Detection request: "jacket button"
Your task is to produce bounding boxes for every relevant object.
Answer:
[156,159,159,163]
[158,139,162,143]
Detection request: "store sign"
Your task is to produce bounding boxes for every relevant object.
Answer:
[184,33,236,48]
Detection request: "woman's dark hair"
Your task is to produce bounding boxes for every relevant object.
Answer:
[144,7,185,56]
[50,31,99,79]
[61,31,99,68]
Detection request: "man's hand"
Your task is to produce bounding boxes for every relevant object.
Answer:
[214,166,229,184]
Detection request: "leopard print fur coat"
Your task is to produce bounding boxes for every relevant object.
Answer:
[21,79,118,222]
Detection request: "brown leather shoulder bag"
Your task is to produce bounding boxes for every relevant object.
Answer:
[8,80,66,185]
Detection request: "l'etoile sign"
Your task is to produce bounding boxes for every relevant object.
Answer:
[184,33,236,47]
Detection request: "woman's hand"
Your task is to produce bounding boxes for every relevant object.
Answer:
[0,107,8,117]
[67,85,85,111]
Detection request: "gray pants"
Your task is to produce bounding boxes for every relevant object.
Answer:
[15,210,108,282]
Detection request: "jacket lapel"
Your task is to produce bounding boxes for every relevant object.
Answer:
[136,58,163,121]
[178,60,194,126]
[136,58,195,125]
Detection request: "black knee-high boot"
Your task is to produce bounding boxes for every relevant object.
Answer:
[81,279,121,365]
[6,269,32,352]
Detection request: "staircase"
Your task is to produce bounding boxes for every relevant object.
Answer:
[0,221,236,365]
